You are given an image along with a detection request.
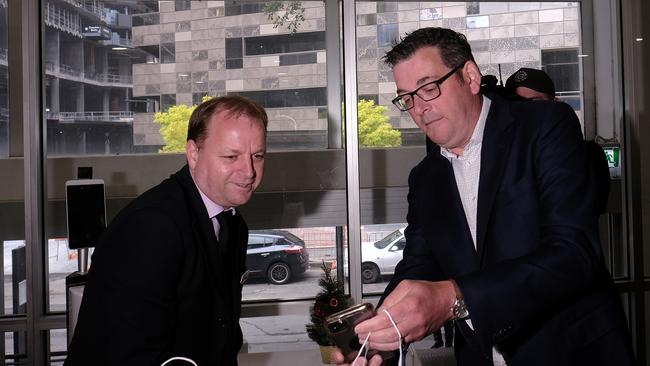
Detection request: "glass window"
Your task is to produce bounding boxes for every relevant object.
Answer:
[279,52,317,66]
[542,48,580,93]
[225,0,265,16]
[245,32,326,56]
[131,13,159,27]
[160,94,175,112]
[377,2,397,13]
[174,0,191,12]
[225,38,243,70]
[3,331,27,365]
[192,92,208,106]
[237,87,327,108]
[377,24,398,48]
[467,15,489,28]
[160,42,175,64]
[0,1,24,323]
[374,229,403,250]
[467,2,480,15]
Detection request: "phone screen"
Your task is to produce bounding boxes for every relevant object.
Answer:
[66,180,106,249]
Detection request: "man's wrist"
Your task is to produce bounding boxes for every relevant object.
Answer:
[449,280,469,320]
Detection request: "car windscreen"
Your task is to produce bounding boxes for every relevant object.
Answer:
[374,230,403,249]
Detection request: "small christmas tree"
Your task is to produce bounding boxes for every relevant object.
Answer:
[306,261,350,346]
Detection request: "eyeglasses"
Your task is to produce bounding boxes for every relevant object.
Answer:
[391,64,463,111]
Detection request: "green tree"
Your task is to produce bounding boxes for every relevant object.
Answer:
[357,99,402,147]
[155,97,401,152]
[154,96,212,153]
[263,1,306,34]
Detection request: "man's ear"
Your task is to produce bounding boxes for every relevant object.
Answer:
[463,61,482,95]
[186,139,199,169]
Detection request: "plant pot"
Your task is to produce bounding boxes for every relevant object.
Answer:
[319,345,336,364]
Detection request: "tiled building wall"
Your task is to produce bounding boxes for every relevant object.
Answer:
[132,1,580,145]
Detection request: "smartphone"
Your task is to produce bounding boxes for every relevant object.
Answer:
[324,303,377,363]
[65,179,107,249]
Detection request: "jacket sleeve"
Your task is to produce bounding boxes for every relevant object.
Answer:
[380,164,446,306]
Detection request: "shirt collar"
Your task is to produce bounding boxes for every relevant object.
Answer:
[189,171,235,218]
[440,95,491,159]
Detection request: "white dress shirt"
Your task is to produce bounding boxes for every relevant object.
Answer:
[440,96,507,366]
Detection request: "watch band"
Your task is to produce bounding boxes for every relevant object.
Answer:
[451,297,469,320]
[450,280,469,320]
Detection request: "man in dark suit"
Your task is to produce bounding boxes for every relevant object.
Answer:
[333,27,634,366]
[65,96,268,366]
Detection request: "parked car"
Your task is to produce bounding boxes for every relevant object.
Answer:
[246,230,310,285]
[337,227,406,284]
[360,228,406,283]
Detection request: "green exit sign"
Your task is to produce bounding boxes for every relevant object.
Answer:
[604,146,620,168]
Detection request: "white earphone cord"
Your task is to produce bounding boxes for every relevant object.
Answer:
[382,309,404,366]
[161,356,198,366]
[351,309,404,366]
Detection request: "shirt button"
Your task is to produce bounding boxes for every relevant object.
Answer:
[471,196,477,201]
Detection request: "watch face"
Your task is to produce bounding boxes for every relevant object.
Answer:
[453,299,469,319]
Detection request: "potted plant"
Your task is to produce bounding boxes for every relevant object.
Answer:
[306,261,350,363]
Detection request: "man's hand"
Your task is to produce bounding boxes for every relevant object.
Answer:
[355,280,457,351]
[330,348,384,366]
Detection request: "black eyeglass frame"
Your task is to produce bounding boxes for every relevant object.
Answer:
[391,64,464,111]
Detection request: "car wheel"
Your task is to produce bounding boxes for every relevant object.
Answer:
[267,262,291,285]
[361,262,380,284]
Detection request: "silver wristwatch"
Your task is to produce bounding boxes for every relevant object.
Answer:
[451,297,469,320]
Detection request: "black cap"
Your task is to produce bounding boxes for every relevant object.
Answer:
[505,68,555,98]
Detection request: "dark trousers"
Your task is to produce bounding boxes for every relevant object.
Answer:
[432,321,454,347]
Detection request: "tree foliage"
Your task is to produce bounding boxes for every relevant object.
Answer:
[357,99,402,147]
[155,97,401,152]
[263,1,306,34]
[154,96,212,153]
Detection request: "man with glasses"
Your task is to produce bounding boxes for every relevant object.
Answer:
[333,27,633,366]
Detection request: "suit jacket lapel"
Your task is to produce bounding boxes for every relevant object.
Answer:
[427,151,479,273]
[176,166,231,300]
[476,96,516,264]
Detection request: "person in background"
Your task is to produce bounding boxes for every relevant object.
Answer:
[505,67,611,214]
[431,320,454,348]
[333,27,634,366]
[504,67,558,101]
[65,96,267,366]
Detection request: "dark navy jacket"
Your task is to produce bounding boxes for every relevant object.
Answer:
[383,95,634,365]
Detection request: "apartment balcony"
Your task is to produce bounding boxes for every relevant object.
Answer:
[45,61,133,86]
[47,111,133,124]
